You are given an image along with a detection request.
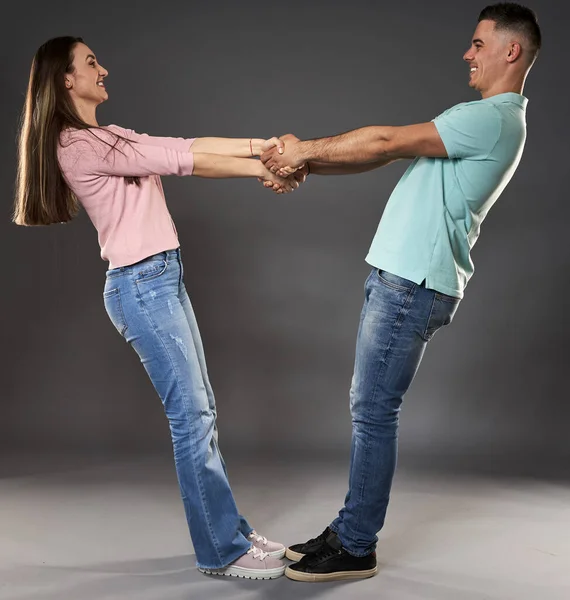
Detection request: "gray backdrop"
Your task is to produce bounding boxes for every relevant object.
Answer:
[2,0,568,479]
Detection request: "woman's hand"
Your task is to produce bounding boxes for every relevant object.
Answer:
[259,137,285,157]
[258,164,299,194]
[259,159,308,194]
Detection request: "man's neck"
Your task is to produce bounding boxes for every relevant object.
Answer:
[481,76,525,99]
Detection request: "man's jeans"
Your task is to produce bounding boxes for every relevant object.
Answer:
[330,268,460,556]
[103,248,252,569]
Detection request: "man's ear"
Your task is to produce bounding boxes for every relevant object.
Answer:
[506,41,522,63]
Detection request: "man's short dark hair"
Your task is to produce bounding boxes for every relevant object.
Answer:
[479,3,541,61]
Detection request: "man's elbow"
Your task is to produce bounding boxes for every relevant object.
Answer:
[370,127,400,160]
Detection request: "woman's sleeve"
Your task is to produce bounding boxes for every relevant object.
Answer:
[110,124,195,152]
[72,131,194,177]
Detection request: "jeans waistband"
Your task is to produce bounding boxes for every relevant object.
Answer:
[106,247,181,278]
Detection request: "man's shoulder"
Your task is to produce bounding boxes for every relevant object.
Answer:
[441,98,500,116]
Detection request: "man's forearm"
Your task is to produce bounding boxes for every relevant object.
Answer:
[191,137,264,158]
[297,127,396,165]
[308,157,398,175]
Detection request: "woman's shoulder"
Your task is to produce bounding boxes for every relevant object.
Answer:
[58,125,126,157]
[60,124,122,141]
[58,127,117,172]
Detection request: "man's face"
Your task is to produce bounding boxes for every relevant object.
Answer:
[463,20,509,94]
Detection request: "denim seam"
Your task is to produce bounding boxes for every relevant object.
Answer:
[106,271,126,280]
[135,276,224,567]
[134,259,169,283]
[104,288,128,336]
[347,284,415,557]
[180,292,251,548]
[176,288,225,556]
[421,294,438,342]
[435,293,458,303]
[376,271,414,293]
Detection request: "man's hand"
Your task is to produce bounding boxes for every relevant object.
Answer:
[261,133,304,174]
[258,139,309,194]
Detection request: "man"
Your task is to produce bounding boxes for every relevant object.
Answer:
[261,2,541,583]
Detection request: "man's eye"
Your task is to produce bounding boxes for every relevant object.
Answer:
[90,62,96,67]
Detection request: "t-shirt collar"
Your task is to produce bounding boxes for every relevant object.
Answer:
[483,92,528,109]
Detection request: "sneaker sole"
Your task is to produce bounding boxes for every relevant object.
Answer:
[285,565,378,582]
[285,548,306,561]
[199,565,286,580]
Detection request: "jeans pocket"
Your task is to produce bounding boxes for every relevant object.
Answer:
[376,269,414,293]
[103,288,128,336]
[135,258,168,283]
[422,293,460,341]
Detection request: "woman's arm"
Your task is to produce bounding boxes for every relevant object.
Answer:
[74,134,296,191]
[191,137,283,158]
[108,125,194,152]
[193,153,295,191]
[110,126,283,159]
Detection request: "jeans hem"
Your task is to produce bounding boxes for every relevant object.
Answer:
[328,522,376,559]
[195,542,253,570]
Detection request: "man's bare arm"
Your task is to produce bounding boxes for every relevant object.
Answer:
[307,157,399,175]
[261,123,447,172]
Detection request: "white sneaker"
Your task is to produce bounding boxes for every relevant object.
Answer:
[248,530,286,559]
[199,546,285,580]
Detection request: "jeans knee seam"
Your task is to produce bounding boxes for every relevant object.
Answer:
[137,289,224,564]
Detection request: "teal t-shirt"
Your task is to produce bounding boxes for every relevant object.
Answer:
[366,92,528,298]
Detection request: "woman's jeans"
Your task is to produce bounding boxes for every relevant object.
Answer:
[330,269,461,557]
[103,248,252,569]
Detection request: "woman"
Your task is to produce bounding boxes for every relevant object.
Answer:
[13,36,302,580]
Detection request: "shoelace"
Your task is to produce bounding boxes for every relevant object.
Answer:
[306,541,342,565]
[247,545,270,561]
[306,527,330,545]
[248,531,269,546]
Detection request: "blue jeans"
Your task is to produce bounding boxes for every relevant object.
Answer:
[330,269,460,557]
[103,248,253,569]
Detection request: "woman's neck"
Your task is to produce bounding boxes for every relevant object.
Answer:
[74,101,98,127]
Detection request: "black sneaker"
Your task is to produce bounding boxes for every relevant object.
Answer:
[285,530,377,582]
[285,527,332,561]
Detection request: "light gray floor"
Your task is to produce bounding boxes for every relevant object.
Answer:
[1,456,569,600]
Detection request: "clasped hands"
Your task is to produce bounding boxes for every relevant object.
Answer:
[258,134,306,194]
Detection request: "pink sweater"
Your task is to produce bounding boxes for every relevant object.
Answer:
[57,125,195,268]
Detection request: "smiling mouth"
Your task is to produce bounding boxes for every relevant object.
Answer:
[469,67,478,75]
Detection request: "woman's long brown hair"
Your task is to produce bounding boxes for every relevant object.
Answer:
[13,36,138,227]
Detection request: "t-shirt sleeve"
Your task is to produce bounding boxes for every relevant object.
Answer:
[433,103,502,160]
[109,125,195,152]
[69,129,194,177]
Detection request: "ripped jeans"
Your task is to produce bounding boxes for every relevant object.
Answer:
[103,248,253,569]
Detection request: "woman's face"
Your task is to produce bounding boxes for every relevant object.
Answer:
[65,43,108,105]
